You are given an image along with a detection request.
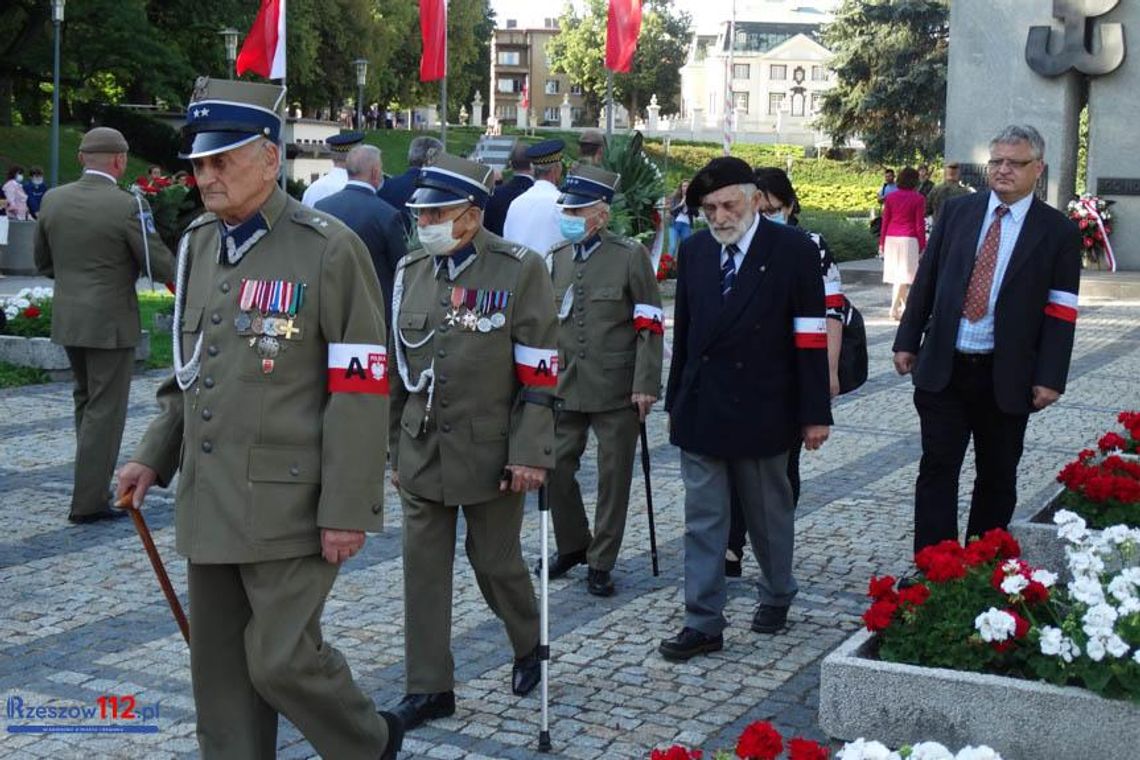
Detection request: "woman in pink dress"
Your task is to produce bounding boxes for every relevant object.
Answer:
[879,166,926,320]
[3,166,29,220]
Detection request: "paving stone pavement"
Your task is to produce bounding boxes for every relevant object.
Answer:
[2,280,1139,759]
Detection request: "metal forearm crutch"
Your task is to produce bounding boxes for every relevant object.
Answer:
[639,422,660,577]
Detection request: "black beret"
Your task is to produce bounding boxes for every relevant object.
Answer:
[685,156,756,211]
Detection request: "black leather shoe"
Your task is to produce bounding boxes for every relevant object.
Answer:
[658,627,723,662]
[751,604,790,633]
[512,646,541,696]
[534,549,587,579]
[724,549,742,578]
[378,710,404,759]
[586,568,615,597]
[390,691,455,731]
[68,508,129,524]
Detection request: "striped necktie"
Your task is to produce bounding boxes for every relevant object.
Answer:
[721,243,739,300]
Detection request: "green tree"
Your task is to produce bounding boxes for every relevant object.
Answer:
[818,0,949,165]
[547,0,691,122]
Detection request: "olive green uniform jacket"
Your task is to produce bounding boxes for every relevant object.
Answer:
[133,188,389,563]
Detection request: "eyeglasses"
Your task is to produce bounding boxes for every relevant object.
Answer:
[986,158,1037,171]
[413,205,471,224]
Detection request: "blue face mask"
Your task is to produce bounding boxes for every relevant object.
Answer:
[763,210,787,225]
[559,213,588,243]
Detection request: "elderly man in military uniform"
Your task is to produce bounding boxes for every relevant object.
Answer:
[34,126,174,523]
[116,79,401,760]
[301,131,364,207]
[577,129,607,167]
[502,139,566,267]
[388,153,558,730]
[541,165,663,596]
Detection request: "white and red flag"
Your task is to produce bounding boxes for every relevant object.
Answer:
[420,0,447,82]
[328,343,389,395]
[236,0,287,79]
[514,344,558,387]
[606,0,642,73]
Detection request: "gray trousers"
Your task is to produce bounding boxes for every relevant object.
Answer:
[64,346,133,516]
[680,449,798,636]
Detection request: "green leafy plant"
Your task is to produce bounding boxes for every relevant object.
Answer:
[606,132,665,240]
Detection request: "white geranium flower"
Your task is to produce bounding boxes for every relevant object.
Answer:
[837,739,899,760]
[1118,596,1140,616]
[1083,603,1118,632]
[1039,626,1063,655]
[1030,569,1057,588]
[955,747,1004,760]
[1000,574,1029,595]
[13,297,30,309]
[1102,525,1132,545]
[910,741,954,759]
[4,305,17,320]
[974,608,1016,642]
[1107,574,1137,602]
[1133,650,1140,664]
[1086,636,1106,662]
[1056,510,1088,543]
[1068,572,1106,604]
[1105,634,1130,659]
[16,287,32,298]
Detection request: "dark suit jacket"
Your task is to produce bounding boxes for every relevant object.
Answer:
[316,183,408,324]
[484,174,535,236]
[892,192,1081,415]
[665,220,833,459]
[377,167,419,233]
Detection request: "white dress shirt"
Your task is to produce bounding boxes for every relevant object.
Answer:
[301,167,348,208]
[502,179,564,268]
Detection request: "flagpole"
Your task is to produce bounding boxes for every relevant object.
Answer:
[606,70,614,139]
[279,0,288,189]
[723,0,735,156]
[440,1,448,150]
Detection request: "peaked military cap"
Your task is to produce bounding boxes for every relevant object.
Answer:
[525,139,565,166]
[557,163,621,208]
[578,129,606,148]
[685,156,755,211]
[407,153,494,209]
[179,77,286,159]
[327,132,365,153]
[79,127,130,154]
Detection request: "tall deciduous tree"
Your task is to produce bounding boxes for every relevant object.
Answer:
[818,0,949,165]
[547,0,691,122]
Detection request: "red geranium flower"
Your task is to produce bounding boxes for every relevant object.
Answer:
[651,745,702,760]
[22,305,41,319]
[915,541,968,583]
[787,737,830,760]
[735,720,783,760]
[1099,432,1128,452]
[867,575,897,602]
[862,599,898,632]
[1022,580,1049,605]
[897,583,930,607]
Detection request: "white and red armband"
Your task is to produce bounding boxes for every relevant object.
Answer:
[633,303,665,335]
[793,317,828,349]
[1043,289,1078,323]
[514,344,559,387]
[328,343,389,394]
[824,279,845,311]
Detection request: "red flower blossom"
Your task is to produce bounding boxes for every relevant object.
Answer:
[897,583,930,607]
[867,575,897,602]
[980,529,1020,559]
[1077,448,1097,463]
[735,720,783,760]
[22,305,41,319]
[1021,580,1049,605]
[787,737,830,760]
[651,745,702,760]
[862,599,898,632]
[915,541,967,583]
[1099,432,1128,452]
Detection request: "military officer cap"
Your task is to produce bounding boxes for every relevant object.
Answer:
[557,163,621,208]
[79,127,130,154]
[525,139,565,166]
[685,156,755,211]
[407,153,494,210]
[578,129,607,149]
[327,132,365,153]
[179,77,287,159]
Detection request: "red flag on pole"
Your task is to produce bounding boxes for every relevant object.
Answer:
[236,0,287,79]
[420,0,448,82]
[520,75,529,111]
[606,0,642,73]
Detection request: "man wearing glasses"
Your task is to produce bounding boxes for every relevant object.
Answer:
[892,124,1081,554]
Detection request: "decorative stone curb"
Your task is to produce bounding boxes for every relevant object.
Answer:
[819,629,1140,759]
[1010,488,1068,578]
[0,333,151,379]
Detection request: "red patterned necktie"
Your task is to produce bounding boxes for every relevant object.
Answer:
[962,205,1009,322]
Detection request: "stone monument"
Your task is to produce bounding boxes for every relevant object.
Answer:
[560,95,572,130]
[647,94,660,134]
[471,92,483,128]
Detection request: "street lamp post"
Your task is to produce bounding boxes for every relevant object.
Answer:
[219,27,240,76]
[50,0,66,188]
[353,58,369,131]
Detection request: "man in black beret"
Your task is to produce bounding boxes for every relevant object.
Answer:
[660,156,832,660]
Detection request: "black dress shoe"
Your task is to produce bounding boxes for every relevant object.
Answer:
[378,710,404,759]
[658,627,723,662]
[586,568,615,597]
[751,604,790,633]
[512,646,541,696]
[534,549,587,579]
[67,508,129,524]
[390,691,455,731]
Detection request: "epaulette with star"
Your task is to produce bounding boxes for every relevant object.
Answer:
[291,210,334,236]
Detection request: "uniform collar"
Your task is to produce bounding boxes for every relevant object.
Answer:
[574,232,603,261]
[82,170,117,184]
[434,241,478,280]
[345,179,377,193]
[217,187,289,266]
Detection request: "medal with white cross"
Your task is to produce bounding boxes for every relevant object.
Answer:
[444,308,462,327]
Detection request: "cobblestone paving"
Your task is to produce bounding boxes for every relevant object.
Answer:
[2,281,1138,759]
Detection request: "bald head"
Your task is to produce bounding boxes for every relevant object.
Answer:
[346,144,383,189]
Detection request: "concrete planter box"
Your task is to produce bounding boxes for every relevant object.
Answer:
[819,629,1140,759]
[0,333,151,380]
[0,219,38,275]
[1010,488,1068,577]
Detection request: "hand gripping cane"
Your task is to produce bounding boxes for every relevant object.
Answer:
[115,488,190,644]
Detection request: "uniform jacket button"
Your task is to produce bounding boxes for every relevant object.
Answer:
[201,408,212,421]
[440,399,449,407]
[371,503,382,514]
[578,350,586,358]
[440,298,449,306]
[207,345,219,357]
[701,355,710,363]
[289,464,300,476]
[203,377,215,388]
[201,440,213,453]
[577,320,585,327]
[220,282,231,293]
[441,423,452,433]
[438,349,447,358]
[211,312,222,324]
[577,335,586,343]
[544,446,552,455]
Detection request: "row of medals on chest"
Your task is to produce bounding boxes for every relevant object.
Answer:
[442,285,509,333]
[233,279,306,373]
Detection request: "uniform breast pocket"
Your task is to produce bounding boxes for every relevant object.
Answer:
[180,306,203,358]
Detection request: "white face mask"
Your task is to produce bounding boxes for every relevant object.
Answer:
[418,220,459,255]
[14,174,23,183]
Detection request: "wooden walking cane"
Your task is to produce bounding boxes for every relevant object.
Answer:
[114,488,190,644]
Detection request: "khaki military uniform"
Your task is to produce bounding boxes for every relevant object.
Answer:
[34,170,174,517]
[390,227,558,694]
[132,188,391,760]
[548,231,663,571]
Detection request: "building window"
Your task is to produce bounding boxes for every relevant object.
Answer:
[570,83,583,96]
[733,91,749,113]
[543,106,560,123]
[811,92,824,114]
[498,78,521,94]
[733,63,750,79]
[545,79,560,95]
[544,17,558,28]
[505,19,517,29]
[770,64,787,81]
[768,92,785,115]
[791,91,806,117]
[571,107,584,124]
[497,51,520,66]
[495,104,517,119]
[812,65,827,81]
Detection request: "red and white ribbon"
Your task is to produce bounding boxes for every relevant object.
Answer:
[1079,197,1116,272]
[633,303,665,335]
[793,317,828,349]
[328,343,389,394]
[1044,289,1078,324]
[513,344,559,387]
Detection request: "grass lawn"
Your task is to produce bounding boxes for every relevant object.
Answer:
[0,125,154,185]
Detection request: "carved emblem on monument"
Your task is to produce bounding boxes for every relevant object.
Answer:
[1026,0,1126,77]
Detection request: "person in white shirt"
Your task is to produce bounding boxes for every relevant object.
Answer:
[301,131,364,207]
[502,139,566,268]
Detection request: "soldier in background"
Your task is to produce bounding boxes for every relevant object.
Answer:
[388,153,557,731]
[301,131,364,208]
[542,165,664,596]
[116,78,401,760]
[577,129,607,166]
[502,139,566,268]
[34,126,174,524]
[925,162,974,223]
